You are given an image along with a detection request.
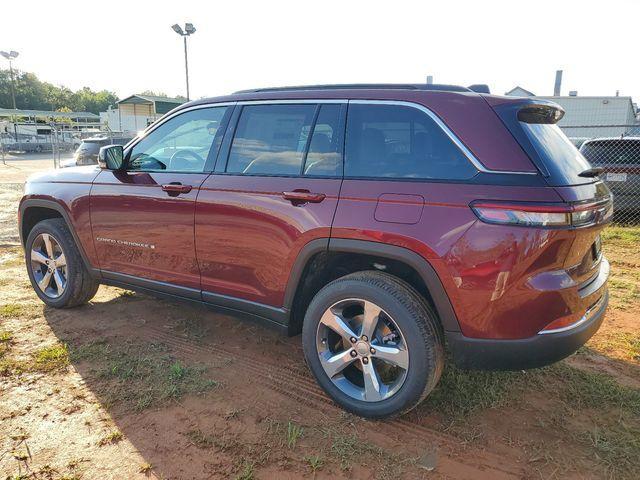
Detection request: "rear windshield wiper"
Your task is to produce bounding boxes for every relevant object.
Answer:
[578,167,604,178]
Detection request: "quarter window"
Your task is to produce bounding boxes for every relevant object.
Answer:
[227,104,317,175]
[303,104,344,176]
[127,107,229,172]
[345,104,477,180]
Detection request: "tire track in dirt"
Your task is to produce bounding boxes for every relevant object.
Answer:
[145,325,523,479]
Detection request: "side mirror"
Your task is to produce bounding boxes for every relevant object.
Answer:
[98,145,124,170]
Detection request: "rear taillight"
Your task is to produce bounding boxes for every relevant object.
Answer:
[471,200,612,228]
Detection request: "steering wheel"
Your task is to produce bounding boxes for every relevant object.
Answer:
[169,149,205,171]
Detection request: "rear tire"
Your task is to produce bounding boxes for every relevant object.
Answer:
[302,271,444,418]
[25,218,99,308]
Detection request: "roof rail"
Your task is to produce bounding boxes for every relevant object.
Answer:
[234,83,473,94]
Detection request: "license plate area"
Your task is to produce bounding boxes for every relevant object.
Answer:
[606,172,627,182]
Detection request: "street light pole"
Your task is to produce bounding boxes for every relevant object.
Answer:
[183,36,190,101]
[1,50,19,109]
[172,23,196,101]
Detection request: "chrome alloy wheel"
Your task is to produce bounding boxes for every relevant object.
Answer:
[315,298,409,402]
[30,233,67,298]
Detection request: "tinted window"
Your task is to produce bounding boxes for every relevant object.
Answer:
[580,139,640,165]
[227,104,316,175]
[127,107,229,172]
[77,141,102,155]
[521,123,592,181]
[345,104,477,180]
[303,104,344,176]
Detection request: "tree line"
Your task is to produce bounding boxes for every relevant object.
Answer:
[0,68,119,114]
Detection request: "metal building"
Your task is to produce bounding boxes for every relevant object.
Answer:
[100,94,185,133]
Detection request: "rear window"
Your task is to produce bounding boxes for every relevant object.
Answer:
[77,141,103,154]
[521,123,592,184]
[344,104,476,180]
[579,139,640,165]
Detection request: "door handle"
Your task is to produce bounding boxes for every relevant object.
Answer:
[161,182,193,196]
[282,190,326,205]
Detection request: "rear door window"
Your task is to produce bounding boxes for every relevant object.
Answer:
[303,104,344,176]
[226,104,317,175]
[344,104,477,180]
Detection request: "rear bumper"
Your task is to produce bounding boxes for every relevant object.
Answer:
[447,289,608,370]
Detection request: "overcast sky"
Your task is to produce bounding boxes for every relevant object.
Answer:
[2,0,639,102]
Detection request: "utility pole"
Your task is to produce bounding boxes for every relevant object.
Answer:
[171,23,196,101]
[1,50,19,109]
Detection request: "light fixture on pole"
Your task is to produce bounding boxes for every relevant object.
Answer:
[0,50,19,109]
[171,23,196,101]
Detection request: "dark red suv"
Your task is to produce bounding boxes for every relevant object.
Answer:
[19,84,612,418]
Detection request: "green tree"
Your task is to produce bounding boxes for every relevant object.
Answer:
[0,68,118,114]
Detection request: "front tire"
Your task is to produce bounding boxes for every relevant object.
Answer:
[302,271,444,418]
[25,218,99,308]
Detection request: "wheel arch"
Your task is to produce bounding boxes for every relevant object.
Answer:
[284,238,461,336]
[19,199,98,278]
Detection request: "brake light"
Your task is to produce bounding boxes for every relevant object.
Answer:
[470,200,612,228]
[517,104,565,124]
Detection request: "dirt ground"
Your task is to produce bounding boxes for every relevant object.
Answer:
[1,170,639,479]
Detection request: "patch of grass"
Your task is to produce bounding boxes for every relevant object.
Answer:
[304,454,324,473]
[0,255,24,268]
[0,343,69,377]
[580,421,640,478]
[33,344,70,372]
[590,331,640,361]
[549,363,640,412]
[0,303,40,320]
[424,362,640,419]
[186,429,215,449]
[602,225,640,246]
[70,339,217,411]
[0,330,12,357]
[185,429,238,452]
[98,429,123,446]
[330,433,382,471]
[608,277,640,310]
[421,362,640,478]
[172,317,210,342]
[234,459,255,480]
[421,366,529,418]
[1,304,26,318]
[285,421,303,449]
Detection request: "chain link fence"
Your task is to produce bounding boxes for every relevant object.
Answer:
[566,124,640,225]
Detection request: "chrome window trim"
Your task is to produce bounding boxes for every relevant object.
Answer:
[127,98,538,177]
[348,99,538,176]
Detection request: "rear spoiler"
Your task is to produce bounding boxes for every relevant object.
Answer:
[468,84,491,94]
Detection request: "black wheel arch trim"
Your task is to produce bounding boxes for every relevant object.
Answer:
[19,199,100,279]
[283,237,461,333]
